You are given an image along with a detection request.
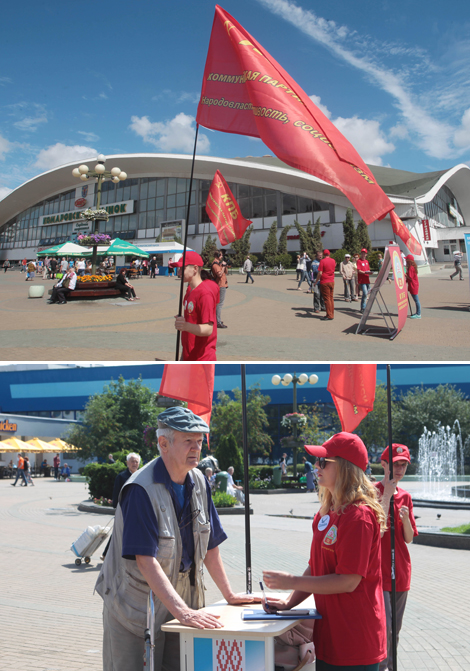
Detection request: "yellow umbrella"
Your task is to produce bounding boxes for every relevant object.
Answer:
[48,438,80,452]
[25,437,56,453]
[0,437,32,453]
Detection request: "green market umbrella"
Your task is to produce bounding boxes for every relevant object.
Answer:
[37,242,91,257]
[104,238,149,258]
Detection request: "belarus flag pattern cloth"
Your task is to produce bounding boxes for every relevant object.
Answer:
[197,5,422,252]
[206,170,252,245]
[327,364,377,433]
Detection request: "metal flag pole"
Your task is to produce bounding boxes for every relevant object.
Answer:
[174,123,199,361]
[387,364,398,671]
[241,364,252,594]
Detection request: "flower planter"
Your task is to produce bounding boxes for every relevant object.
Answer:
[76,280,116,289]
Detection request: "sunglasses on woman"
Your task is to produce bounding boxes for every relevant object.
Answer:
[315,458,336,469]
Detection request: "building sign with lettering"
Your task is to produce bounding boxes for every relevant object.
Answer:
[0,419,17,432]
[422,219,431,241]
[161,220,183,242]
[40,201,134,226]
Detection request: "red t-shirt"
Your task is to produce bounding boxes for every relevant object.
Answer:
[309,505,386,666]
[357,259,370,284]
[318,257,336,284]
[181,280,218,361]
[375,482,418,592]
[406,266,419,295]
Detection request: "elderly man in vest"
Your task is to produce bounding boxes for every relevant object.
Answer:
[95,406,257,671]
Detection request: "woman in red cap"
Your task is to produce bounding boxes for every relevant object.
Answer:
[263,432,387,670]
[172,251,219,360]
[376,444,418,671]
[405,255,421,319]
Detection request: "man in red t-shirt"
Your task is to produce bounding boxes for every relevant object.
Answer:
[313,249,336,320]
[172,251,218,361]
[376,444,418,671]
[357,248,371,313]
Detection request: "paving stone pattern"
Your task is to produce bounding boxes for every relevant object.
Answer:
[1,479,469,670]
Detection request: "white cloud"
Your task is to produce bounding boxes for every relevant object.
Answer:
[0,186,13,200]
[77,131,100,142]
[152,89,200,104]
[0,77,12,86]
[34,143,97,170]
[129,113,210,153]
[257,0,459,160]
[0,134,12,160]
[309,94,331,118]
[10,103,48,132]
[454,108,470,149]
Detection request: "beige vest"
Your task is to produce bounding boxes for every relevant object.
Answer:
[95,458,211,636]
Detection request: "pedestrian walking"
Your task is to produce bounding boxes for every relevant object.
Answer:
[297,252,310,290]
[311,250,325,313]
[243,255,254,283]
[149,256,157,278]
[53,453,60,480]
[11,453,28,486]
[405,255,421,319]
[357,248,371,313]
[3,259,10,273]
[450,251,464,280]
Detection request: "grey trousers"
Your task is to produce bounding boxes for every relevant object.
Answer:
[379,590,408,671]
[216,286,226,324]
[103,572,194,671]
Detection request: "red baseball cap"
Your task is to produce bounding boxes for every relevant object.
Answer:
[169,251,204,268]
[361,248,368,253]
[305,432,368,471]
[323,249,330,255]
[405,254,414,261]
[380,444,411,464]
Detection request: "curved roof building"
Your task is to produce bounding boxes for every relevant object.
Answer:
[0,153,468,264]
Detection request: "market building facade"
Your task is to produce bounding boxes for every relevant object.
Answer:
[0,153,469,265]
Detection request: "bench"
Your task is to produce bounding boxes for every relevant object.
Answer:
[48,287,122,300]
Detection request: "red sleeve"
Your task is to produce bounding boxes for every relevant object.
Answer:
[318,260,325,272]
[197,284,216,325]
[335,509,377,577]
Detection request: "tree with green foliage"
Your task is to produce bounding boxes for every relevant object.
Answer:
[201,234,219,266]
[64,376,164,462]
[262,221,279,266]
[298,403,332,445]
[210,385,274,458]
[215,433,244,477]
[312,217,323,253]
[277,224,291,255]
[294,222,313,257]
[356,219,372,253]
[393,384,470,457]
[342,208,357,255]
[231,225,253,266]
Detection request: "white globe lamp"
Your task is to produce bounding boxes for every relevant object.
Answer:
[271,375,281,386]
[78,164,89,174]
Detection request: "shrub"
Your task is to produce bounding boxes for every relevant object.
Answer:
[83,461,126,499]
[332,249,350,267]
[274,253,292,268]
[212,491,237,507]
[367,250,383,272]
[248,465,274,480]
[249,478,277,489]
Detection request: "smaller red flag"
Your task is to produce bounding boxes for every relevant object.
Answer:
[390,210,422,256]
[206,170,252,246]
[159,364,215,430]
[327,364,377,433]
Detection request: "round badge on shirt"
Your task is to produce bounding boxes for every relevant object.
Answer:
[187,301,194,314]
[318,514,330,531]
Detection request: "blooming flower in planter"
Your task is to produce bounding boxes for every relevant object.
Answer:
[77,233,111,246]
[281,412,307,429]
[80,208,110,222]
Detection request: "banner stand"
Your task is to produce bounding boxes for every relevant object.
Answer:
[356,244,408,341]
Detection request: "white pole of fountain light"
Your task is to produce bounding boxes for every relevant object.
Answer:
[386,364,398,671]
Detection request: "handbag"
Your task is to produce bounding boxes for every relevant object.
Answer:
[62,277,71,288]
[275,620,316,671]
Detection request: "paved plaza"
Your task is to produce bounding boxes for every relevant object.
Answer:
[0,266,469,361]
[1,477,469,671]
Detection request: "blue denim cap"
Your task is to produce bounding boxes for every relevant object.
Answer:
[158,406,209,433]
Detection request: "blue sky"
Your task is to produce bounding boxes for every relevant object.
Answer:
[1,0,470,200]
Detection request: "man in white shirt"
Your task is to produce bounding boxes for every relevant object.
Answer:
[243,255,254,283]
[47,269,77,304]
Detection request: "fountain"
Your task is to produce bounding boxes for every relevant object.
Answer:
[414,420,470,505]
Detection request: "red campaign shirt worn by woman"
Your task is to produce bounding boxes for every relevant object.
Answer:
[182,280,218,361]
[406,265,419,295]
[309,505,386,667]
[375,481,419,591]
[357,259,371,284]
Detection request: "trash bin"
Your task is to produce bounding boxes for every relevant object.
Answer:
[272,465,282,486]
[215,471,229,493]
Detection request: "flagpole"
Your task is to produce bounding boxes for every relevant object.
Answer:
[387,364,398,671]
[175,123,199,361]
[241,364,252,594]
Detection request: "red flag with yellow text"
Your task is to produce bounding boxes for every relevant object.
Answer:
[159,364,215,431]
[197,6,394,226]
[206,170,252,245]
[327,364,377,433]
[390,211,422,256]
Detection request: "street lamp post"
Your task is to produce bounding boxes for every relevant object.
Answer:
[72,155,127,273]
[271,372,319,478]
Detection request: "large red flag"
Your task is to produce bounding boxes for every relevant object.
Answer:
[159,364,215,430]
[206,170,252,245]
[197,6,393,226]
[390,210,422,255]
[327,364,377,433]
